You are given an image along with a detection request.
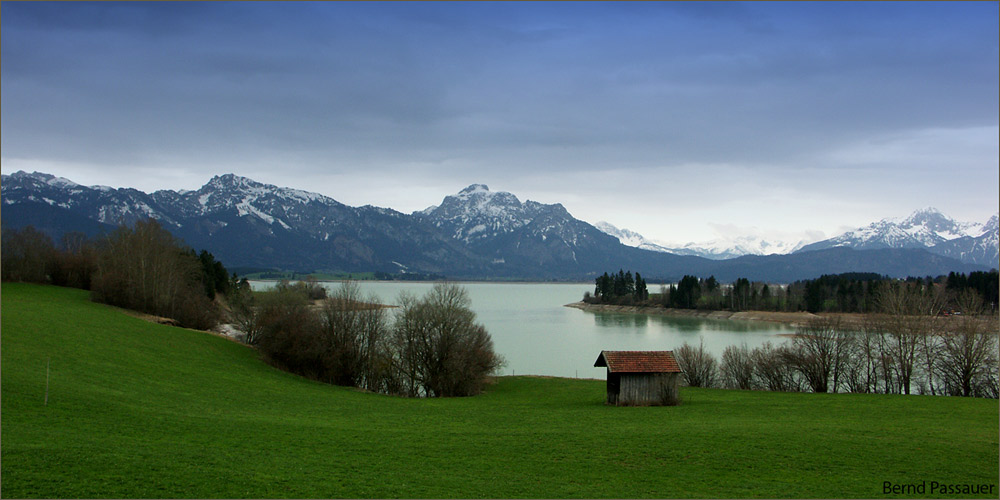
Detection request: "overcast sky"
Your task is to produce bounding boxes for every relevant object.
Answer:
[3,2,997,245]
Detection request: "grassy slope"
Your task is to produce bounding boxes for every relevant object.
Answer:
[2,283,997,499]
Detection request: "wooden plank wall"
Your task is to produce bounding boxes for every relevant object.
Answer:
[616,373,680,406]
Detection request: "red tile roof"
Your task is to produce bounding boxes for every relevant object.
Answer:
[594,350,682,373]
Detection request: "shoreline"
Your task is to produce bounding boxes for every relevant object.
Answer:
[564,301,829,327]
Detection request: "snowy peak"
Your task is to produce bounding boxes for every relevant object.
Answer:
[458,184,490,196]
[594,221,650,248]
[185,174,342,224]
[897,207,983,241]
[417,184,584,247]
[442,184,522,213]
[808,207,988,251]
[983,215,999,234]
[200,173,268,194]
[4,170,83,190]
[594,221,806,260]
[796,208,998,267]
[6,170,80,189]
[419,184,533,243]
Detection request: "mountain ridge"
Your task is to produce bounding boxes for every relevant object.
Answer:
[2,171,991,281]
[795,207,998,267]
[595,207,997,268]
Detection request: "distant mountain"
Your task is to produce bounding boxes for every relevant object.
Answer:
[1,171,483,275]
[2,171,990,281]
[411,185,707,278]
[700,247,985,283]
[592,221,677,253]
[595,221,806,260]
[796,208,998,268]
[923,215,998,268]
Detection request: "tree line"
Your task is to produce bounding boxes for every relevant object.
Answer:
[2,222,232,329]
[673,282,998,398]
[586,269,649,305]
[584,270,998,315]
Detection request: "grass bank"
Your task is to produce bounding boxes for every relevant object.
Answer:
[3,283,997,498]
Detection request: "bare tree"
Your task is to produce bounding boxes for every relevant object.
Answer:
[751,342,801,392]
[319,281,389,391]
[782,317,854,393]
[51,231,97,289]
[389,284,503,397]
[938,292,999,397]
[720,344,755,390]
[255,285,323,377]
[1,226,57,283]
[91,219,218,329]
[228,283,264,344]
[674,340,718,388]
[871,282,940,395]
[842,320,885,393]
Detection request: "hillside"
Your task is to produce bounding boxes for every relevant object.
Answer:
[2,283,997,498]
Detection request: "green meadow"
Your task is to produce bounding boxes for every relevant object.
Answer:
[2,283,997,498]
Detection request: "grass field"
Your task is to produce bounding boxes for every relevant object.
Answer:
[2,283,997,498]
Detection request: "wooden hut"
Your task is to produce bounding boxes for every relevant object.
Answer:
[594,350,682,406]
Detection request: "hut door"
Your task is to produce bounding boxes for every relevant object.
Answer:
[607,372,621,405]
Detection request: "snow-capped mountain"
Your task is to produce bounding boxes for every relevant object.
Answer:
[594,221,806,260]
[796,208,998,267]
[661,237,807,260]
[1,171,479,274]
[416,184,539,245]
[593,222,675,253]
[914,214,998,268]
[2,171,990,280]
[414,185,660,276]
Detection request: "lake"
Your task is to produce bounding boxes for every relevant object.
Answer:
[250,281,797,379]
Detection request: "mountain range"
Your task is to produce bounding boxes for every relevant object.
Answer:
[597,208,998,268]
[593,221,808,260]
[1,170,994,282]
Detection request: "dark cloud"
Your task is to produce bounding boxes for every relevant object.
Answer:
[2,2,997,241]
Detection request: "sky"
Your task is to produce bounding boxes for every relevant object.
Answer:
[2,1,998,247]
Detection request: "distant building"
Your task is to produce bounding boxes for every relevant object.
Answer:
[594,350,682,406]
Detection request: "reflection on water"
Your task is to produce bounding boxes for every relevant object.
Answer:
[593,312,790,334]
[593,313,648,328]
